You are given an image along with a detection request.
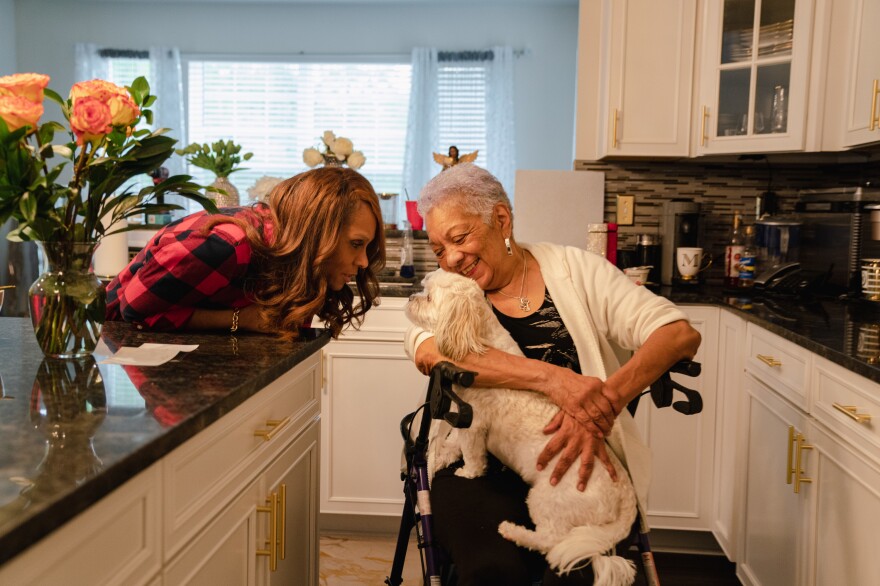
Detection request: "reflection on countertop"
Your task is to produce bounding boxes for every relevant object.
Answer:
[0,318,330,567]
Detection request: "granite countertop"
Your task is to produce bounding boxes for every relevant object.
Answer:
[0,319,330,566]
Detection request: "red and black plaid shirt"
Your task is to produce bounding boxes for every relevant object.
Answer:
[105,206,273,330]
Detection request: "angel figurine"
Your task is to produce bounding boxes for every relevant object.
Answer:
[433,145,478,171]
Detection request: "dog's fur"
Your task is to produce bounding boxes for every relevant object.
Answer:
[405,270,637,585]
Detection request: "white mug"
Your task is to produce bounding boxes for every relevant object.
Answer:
[676,247,712,280]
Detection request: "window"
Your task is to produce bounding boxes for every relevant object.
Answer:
[184,59,412,196]
[438,63,488,164]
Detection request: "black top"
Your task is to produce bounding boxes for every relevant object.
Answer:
[492,288,582,374]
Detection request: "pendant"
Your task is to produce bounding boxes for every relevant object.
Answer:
[518,297,531,312]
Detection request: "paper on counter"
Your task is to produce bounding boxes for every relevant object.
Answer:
[99,343,199,367]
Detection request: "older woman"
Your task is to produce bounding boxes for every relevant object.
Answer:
[106,166,385,339]
[404,164,700,585]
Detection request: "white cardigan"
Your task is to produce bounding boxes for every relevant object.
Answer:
[403,241,690,516]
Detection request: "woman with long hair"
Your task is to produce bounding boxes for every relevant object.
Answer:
[106,166,386,338]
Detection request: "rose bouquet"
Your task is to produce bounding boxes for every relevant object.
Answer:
[0,73,216,357]
[303,130,365,170]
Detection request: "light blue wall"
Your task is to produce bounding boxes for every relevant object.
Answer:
[0,0,15,72]
[13,0,579,170]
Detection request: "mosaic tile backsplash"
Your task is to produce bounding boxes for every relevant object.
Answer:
[576,158,880,285]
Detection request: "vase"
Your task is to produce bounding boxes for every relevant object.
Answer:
[28,241,106,359]
[211,176,240,207]
[322,153,343,167]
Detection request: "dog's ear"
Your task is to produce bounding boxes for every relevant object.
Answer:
[434,280,488,361]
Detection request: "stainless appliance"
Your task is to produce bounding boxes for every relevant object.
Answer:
[795,187,880,297]
[660,200,701,285]
[755,216,802,274]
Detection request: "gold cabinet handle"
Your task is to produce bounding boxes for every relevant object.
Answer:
[279,484,287,560]
[256,491,280,571]
[786,426,796,484]
[757,354,782,367]
[793,432,813,494]
[832,402,873,424]
[254,416,291,442]
[611,108,620,148]
[700,106,709,146]
[871,79,879,131]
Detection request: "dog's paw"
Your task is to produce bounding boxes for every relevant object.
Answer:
[454,464,486,479]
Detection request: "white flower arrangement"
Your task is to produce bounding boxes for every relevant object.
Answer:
[302,130,366,170]
[247,175,284,201]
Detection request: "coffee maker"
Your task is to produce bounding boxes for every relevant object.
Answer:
[660,199,702,286]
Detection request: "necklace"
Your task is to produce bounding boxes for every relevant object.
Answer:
[493,250,531,312]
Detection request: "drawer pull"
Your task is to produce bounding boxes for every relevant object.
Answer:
[254,416,291,442]
[786,426,796,485]
[757,354,782,367]
[832,403,873,424]
[793,432,813,494]
[257,491,280,571]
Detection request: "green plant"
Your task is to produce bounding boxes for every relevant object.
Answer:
[176,139,253,178]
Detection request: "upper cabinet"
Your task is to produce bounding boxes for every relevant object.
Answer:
[695,0,816,155]
[575,0,880,160]
[840,0,880,147]
[574,0,697,160]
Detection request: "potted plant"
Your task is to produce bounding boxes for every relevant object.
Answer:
[176,139,253,207]
[0,73,216,358]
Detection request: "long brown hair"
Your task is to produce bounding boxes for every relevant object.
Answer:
[206,167,386,339]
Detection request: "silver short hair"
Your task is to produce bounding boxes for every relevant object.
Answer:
[418,163,512,225]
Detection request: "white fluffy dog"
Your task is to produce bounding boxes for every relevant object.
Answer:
[405,269,637,585]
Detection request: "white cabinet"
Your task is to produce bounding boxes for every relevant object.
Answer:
[320,297,428,522]
[575,0,696,160]
[711,309,746,561]
[838,0,880,147]
[695,0,817,155]
[633,305,719,531]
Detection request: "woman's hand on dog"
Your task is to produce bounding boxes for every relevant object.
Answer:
[545,368,621,437]
[538,410,617,490]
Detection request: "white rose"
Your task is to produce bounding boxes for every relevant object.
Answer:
[322,130,336,147]
[346,150,366,170]
[248,176,284,201]
[331,137,353,158]
[303,147,324,167]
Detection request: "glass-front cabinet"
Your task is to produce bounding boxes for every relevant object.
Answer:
[696,0,815,155]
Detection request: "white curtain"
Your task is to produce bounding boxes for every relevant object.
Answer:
[401,47,439,212]
[75,43,189,215]
[401,46,517,214]
[485,46,516,195]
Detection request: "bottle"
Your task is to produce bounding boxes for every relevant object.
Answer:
[771,85,787,133]
[724,212,745,290]
[399,222,415,279]
[738,224,757,288]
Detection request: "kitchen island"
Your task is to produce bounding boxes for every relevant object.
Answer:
[0,318,330,584]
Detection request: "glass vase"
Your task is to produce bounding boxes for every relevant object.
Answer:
[211,176,240,207]
[28,241,106,359]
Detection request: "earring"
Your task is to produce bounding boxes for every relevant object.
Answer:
[504,237,512,256]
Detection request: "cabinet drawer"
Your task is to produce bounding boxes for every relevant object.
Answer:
[336,297,411,342]
[745,325,811,410]
[812,355,880,463]
[163,353,321,558]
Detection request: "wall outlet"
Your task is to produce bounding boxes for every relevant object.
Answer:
[617,194,635,225]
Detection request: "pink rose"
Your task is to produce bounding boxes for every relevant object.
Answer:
[0,73,50,103]
[108,92,140,127]
[69,79,122,103]
[69,96,112,144]
[0,94,44,131]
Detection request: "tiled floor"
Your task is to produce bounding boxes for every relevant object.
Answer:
[319,532,423,585]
